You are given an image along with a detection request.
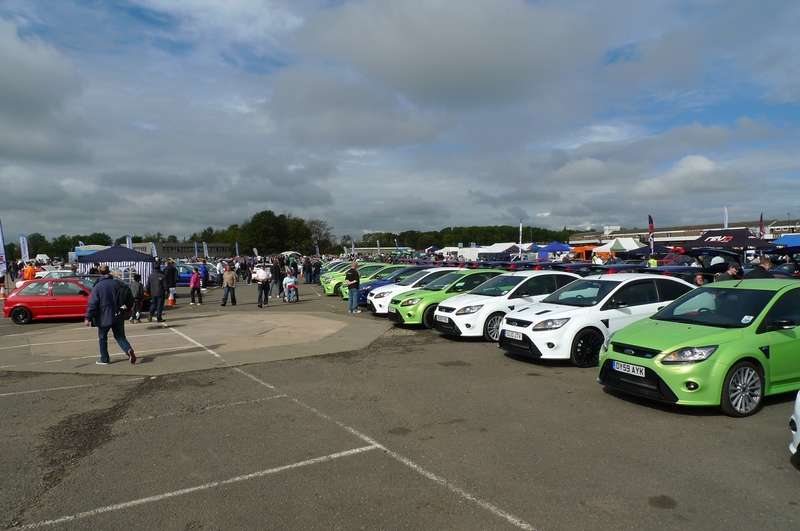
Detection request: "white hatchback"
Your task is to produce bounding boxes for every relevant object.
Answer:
[367,267,460,315]
[433,270,580,341]
[498,273,695,367]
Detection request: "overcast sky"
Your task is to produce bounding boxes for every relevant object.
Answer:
[1,0,799,240]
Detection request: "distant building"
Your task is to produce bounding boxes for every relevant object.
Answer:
[133,242,231,258]
[569,218,798,246]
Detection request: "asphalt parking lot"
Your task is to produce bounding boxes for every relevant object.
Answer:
[1,284,799,530]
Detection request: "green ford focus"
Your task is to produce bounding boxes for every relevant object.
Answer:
[599,279,800,417]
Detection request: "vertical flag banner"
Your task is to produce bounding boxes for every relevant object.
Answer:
[194,241,199,258]
[202,242,209,258]
[125,235,133,249]
[235,241,240,257]
[0,219,7,276]
[19,235,30,262]
[758,212,765,238]
[150,242,158,257]
[377,240,381,255]
[252,247,259,257]
[723,206,729,229]
[78,240,86,246]
[351,241,355,256]
[648,214,655,253]
[314,243,319,256]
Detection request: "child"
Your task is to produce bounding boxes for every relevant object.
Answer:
[129,273,144,323]
[189,267,203,305]
[283,268,299,302]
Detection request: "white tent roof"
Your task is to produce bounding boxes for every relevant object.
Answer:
[592,237,641,253]
[479,242,520,253]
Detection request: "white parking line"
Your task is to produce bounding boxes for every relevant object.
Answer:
[122,394,288,423]
[165,326,224,361]
[0,333,174,351]
[0,378,145,398]
[15,445,379,530]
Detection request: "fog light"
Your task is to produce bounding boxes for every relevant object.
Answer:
[546,342,555,349]
[465,324,471,329]
[685,381,699,391]
[791,418,797,432]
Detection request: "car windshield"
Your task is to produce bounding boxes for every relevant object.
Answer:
[357,265,384,277]
[397,270,431,286]
[469,274,524,297]
[372,267,402,280]
[542,279,621,307]
[653,287,775,328]
[423,272,465,291]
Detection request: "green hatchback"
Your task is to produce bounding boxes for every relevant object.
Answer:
[387,269,503,328]
[599,279,800,417]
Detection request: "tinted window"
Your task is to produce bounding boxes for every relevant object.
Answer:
[764,288,800,325]
[448,273,498,293]
[554,275,576,288]
[471,274,525,297]
[511,275,555,298]
[52,281,85,296]
[20,282,49,296]
[655,279,693,302]
[394,268,423,282]
[542,280,621,307]
[424,272,465,291]
[653,287,774,328]
[410,270,450,287]
[611,281,658,307]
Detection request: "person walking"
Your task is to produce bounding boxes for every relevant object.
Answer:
[147,264,167,322]
[164,259,178,303]
[189,267,203,305]
[85,265,136,365]
[312,259,321,283]
[254,264,271,308]
[220,264,237,306]
[345,261,360,314]
[199,259,209,291]
[270,258,283,299]
[128,273,144,323]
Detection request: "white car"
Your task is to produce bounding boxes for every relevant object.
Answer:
[498,273,695,367]
[432,270,580,341]
[367,267,460,315]
[791,392,800,468]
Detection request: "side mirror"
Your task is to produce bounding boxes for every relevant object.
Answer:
[606,299,625,309]
[768,319,796,331]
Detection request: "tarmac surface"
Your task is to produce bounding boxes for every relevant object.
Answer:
[1,283,799,530]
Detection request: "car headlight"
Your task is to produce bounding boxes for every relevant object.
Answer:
[401,298,422,307]
[373,292,388,299]
[532,318,570,330]
[455,305,483,315]
[661,346,717,364]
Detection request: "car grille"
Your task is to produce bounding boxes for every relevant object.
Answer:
[433,317,461,335]
[505,317,532,327]
[498,333,542,358]
[598,360,678,403]
[611,342,661,359]
[387,310,404,323]
[437,306,455,313]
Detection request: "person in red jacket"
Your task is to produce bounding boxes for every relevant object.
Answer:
[189,267,203,305]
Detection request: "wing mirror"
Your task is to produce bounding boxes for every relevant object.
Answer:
[767,319,796,331]
[607,299,627,309]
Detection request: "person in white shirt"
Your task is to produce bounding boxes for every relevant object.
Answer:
[282,268,299,302]
[254,266,271,308]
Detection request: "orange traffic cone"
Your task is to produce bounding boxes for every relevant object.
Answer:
[0,286,6,300]
[167,294,176,306]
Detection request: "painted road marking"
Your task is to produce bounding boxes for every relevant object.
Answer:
[165,326,224,361]
[0,347,192,369]
[0,333,174,351]
[0,378,145,398]
[122,394,288,423]
[14,445,379,530]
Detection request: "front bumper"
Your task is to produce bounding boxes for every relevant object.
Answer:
[497,325,571,360]
[368,295,391,314]
[498,329,542,358]
[433,312,482,337]
[598,349,723,406]
[322,279,341,295]
[387,303,424,325]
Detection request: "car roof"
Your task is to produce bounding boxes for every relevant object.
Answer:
[711,279,800,291]
[581,272,686,282]
[495,270,578,277]
[422,267,462,273]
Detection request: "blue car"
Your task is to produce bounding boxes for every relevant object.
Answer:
[357,266,429,306]
[175,263,219,287]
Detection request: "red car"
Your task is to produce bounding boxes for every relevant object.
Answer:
[3,278,92,324]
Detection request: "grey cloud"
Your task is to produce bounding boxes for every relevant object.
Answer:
[269,68,439,148]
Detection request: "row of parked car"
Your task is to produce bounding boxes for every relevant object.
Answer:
[320,258,800,463]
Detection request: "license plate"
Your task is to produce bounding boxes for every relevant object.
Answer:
[435,314,449,323]
[388,306,396,313]
[612,360,645,378]
[504,330,523,341]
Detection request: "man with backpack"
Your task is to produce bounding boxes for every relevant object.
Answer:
[85,265,137,365]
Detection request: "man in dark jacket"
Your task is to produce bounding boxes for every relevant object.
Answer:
[164,259,178,302]
[148,264,167,322]
[745,257,774,279]
[85,266,136,365]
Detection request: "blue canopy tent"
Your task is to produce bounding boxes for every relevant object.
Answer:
[541,241,572,253]
[77,246,155,282]
[771,234,800,247]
